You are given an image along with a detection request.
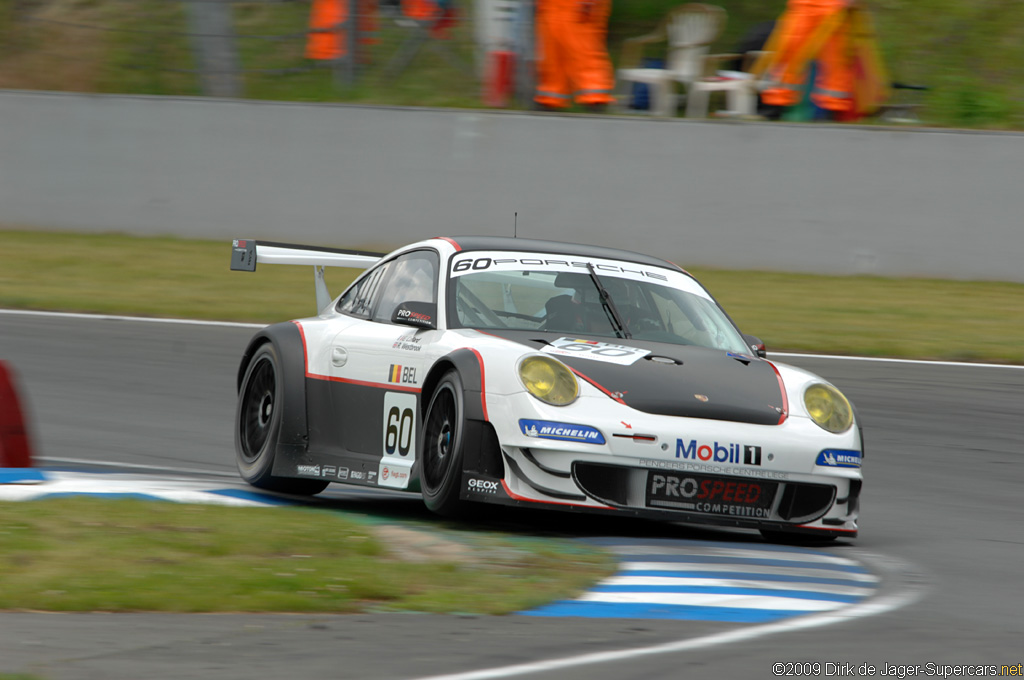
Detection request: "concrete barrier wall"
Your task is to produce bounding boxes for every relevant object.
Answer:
[3,90,1022,281]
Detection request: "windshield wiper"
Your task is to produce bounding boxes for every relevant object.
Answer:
[586,263,631,339]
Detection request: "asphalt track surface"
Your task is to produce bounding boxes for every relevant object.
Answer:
[2,311,1024,680]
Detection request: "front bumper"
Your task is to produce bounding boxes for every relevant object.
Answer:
[461,392,862,537]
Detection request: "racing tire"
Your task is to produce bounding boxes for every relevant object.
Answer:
[235,343,328,496]
[759,529,839,545]
[420,369,467,517]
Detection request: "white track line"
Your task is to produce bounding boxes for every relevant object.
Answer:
[613,563,877,583]
[608,544,863,565]
[37,457,239,478]
[407,552,925,680]
[3,308,1020,370]
[772,351,1024,370]
[0,308,263,329]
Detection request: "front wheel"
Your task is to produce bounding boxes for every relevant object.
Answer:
[235,343,328,495]
[419,369,467,516]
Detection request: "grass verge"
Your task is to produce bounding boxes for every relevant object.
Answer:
[0,498,615,614]
[2,228,1023,364]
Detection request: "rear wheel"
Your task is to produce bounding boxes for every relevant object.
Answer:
[420,369,467,516]
[236,343,328,495]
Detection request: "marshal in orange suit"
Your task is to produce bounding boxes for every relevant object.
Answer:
[761,0,855,115]
[306,0,378,61]
[534,0,615,110]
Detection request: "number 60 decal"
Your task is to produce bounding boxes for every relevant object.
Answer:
[383,392,417,460]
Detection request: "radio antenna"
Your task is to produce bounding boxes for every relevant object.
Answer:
[514,212,518,238]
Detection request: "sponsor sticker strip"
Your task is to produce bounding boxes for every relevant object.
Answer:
[519,419,606,445]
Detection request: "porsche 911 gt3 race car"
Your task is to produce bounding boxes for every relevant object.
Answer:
[231,236,863,541]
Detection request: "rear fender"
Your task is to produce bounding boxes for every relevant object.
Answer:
[237,322,309,460]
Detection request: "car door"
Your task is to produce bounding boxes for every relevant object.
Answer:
[324,249,441,489]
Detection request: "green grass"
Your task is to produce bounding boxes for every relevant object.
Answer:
[0,498,615,614]
[2,0,1023,128]
[3,228,1023,364]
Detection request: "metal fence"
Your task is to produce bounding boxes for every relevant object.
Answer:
[7,0,534,106]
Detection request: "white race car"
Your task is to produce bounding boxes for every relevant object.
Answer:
[231,236,863,542]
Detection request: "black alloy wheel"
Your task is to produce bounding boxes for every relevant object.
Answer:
[420,369,467,516]
[235,343,328,495]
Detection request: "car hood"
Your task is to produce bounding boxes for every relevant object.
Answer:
[484,330,787,426]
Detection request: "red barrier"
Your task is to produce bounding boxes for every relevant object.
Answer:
[483,50,515,108]
[0,361,35,468]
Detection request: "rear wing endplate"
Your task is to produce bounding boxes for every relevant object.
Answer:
[230,239,385,313]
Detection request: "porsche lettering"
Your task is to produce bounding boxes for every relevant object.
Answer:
[451,256,668,281]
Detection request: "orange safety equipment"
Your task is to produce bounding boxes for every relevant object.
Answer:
[761,0,853,113]
[534,0,615,109]
[306,0,379,61]
[402,0,459,39]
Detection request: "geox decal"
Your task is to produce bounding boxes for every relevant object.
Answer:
[541,337,651,366]
[816,449,862,468]
[388,364,417,384]
[676,440,763,466]
[467,478,500,494]
[520,419,606,445]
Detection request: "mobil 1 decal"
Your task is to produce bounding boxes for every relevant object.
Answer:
[379,392,416,489]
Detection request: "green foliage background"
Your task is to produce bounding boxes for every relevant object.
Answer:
[1,0,1022,128]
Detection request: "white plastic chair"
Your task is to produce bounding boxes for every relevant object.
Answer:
[615,4,727,117]
[685,51,770,118]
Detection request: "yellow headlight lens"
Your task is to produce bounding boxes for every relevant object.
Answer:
[518,356,579,406]
[803,383,854,434]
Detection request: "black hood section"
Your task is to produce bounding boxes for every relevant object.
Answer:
[487,330,786,426]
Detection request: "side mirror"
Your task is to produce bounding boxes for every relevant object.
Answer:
[392,301,437,330]
[742,334,767,359]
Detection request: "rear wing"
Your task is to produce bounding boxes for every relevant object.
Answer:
[230,239,384,313]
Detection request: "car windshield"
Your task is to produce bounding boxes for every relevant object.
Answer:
[448,252,750,353]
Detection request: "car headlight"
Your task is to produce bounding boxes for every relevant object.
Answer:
[803,383,853,433]
[518,355,579,406]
